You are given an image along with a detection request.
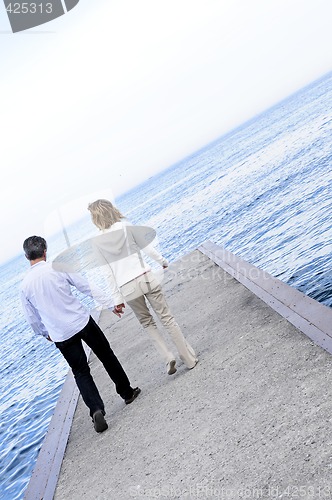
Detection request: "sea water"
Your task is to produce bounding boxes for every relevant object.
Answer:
[0,71,331,499]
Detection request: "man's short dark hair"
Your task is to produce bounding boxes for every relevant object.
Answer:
[23,236,47,260]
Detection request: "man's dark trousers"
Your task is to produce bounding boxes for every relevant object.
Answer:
[55,316,133,416]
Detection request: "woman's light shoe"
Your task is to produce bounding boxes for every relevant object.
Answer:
[188,358,199,370]
[167,359,177,375]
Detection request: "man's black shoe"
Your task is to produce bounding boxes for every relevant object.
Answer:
[125,387,141,404]
[92,410,108,433]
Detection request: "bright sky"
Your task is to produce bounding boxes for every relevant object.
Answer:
[0,0,331,264]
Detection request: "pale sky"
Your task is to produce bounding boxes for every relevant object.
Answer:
[0,0,331,264]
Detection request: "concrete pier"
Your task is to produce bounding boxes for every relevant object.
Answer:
[24,243,332,500]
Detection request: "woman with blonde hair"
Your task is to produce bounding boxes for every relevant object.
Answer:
[88,199,198,375]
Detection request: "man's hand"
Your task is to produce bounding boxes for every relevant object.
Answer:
[113,303,125,317]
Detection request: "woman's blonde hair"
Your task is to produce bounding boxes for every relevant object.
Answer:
[87,199,125,230]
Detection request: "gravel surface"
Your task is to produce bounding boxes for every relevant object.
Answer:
[54,250,332,500]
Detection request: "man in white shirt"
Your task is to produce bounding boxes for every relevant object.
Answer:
[20,236,140,433]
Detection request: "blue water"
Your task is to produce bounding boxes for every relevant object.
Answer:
[1,72,331,499]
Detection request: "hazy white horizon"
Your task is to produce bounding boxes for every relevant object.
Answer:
[0,0,332,264]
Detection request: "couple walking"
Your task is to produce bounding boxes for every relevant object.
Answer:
[20,199,198,433]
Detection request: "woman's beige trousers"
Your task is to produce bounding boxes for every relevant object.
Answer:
[120,271,197,369]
